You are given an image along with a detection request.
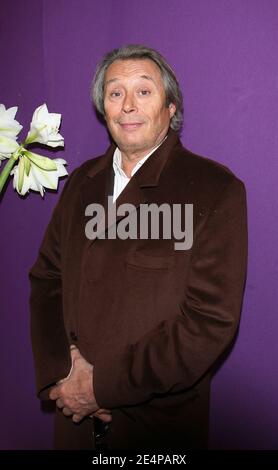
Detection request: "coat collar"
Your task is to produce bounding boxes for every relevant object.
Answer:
[85,128,180,185]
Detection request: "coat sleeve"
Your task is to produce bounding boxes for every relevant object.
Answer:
[29,172,77,400]
[93,177,248,408]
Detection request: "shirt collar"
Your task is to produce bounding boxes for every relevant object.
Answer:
[113,136,167,178]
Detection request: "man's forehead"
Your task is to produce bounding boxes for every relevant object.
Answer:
[104,58,162,84]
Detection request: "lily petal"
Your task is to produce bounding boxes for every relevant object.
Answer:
[10,152,68,197]
[25,103,64,148]
[25,151,57,171]
[0,103,23,139]
[0,135,19,156]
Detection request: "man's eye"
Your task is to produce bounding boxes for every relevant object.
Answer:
[139,90,150,96]
[110,92,121,97]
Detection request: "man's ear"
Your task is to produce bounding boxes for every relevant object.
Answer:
[169,103,176,118]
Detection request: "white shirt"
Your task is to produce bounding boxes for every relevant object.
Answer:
[112,138,166,203]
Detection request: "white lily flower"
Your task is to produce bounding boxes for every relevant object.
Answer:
[0,104,22,162]
[10,151,68,197]
[0,104,23,140]
[25,103,64,148]
[0,102,67,197]
[0,135,20,163]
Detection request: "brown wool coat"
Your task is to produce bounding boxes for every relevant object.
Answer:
[29,129,248,450]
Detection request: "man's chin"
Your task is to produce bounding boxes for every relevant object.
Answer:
[113,135,150,153]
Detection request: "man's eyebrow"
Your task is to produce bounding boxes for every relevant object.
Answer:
[139,74,155,83]
[105,75,155,86]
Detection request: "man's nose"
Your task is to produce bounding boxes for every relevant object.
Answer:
[122,93,137,113]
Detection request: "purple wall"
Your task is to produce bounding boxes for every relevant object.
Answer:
[1,0,277,449]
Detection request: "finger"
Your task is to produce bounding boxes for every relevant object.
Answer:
[49,387,60,401]
[97,413,112,423]
[93,410,112,423]
[56,398,64,409]
[70,347,81,361]
[62,407,73,417]
[72,414,83,423]
[96,408,111,415]
[94,410,112,419]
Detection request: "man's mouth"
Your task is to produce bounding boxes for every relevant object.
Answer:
[118,122,143,131]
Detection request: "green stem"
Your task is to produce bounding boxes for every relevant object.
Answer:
[0,153,18,193]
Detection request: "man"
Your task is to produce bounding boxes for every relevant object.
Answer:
[30,45,248,450]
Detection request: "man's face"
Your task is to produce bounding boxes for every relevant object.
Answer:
[103,59,176,155]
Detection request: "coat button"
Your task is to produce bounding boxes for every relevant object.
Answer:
[69,331,78,341]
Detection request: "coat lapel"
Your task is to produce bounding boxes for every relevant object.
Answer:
[80,129,180,244]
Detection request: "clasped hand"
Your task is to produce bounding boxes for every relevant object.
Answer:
[49,347,112,424]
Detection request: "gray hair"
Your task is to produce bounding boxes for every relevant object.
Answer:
[91,44,183,132]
